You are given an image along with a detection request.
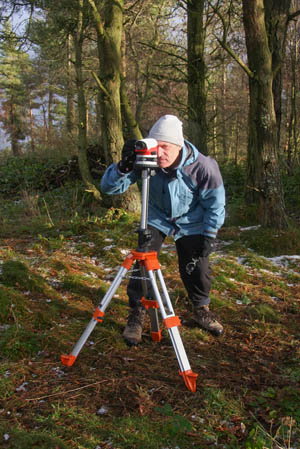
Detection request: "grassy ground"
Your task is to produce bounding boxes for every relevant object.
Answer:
[0,183,299,449]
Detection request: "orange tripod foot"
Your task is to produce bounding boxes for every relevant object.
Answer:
[61,354,77,367]
[179,369,198,393]
[151,330,162,342]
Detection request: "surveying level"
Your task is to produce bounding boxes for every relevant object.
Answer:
[61,139,198,393]
[134,138,159,169]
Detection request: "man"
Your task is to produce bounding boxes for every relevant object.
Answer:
[100,115,226,345]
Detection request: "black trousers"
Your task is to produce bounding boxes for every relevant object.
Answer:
[127,226,213,309]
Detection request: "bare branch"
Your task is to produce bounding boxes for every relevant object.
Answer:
[288,9,300,21]
[91,70,110,97]
[217,37,254,78]
[208,0,254,78]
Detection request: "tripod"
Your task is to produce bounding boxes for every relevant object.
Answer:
[61,153,198,392]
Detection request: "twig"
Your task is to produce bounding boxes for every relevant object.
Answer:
[43,199,54,227]
[26,380,107,401]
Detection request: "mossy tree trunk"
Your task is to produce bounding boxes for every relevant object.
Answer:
[187,0,208,154]
[264,0,292,146]
[73,0,101,201]
[66,33,75,136]
[88,0,140,213]
[120,77,143,141]
[243,0,288,229]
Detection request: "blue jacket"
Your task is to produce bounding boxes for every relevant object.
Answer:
[100,140,225,240]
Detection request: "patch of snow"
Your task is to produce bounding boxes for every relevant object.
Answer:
[271,296,282,302]
[239,225,261,231]
[266,255,300,268]
[119,249,130,256]
[16,382,28,392]
[162,243,176,250]
[52,367,66,378]
[259,269,278,276]
[97,406,108,415]
[48,279,63,288]
[219,240,234,246]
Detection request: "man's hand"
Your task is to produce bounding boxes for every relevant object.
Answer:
[118,139,137,173]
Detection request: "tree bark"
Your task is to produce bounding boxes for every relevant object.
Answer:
[90,0,140,212]
[243,0,288,229]
[66,34,75,135]
[29,101,35,152]
[10,98,21,156]
[264,0,292,147]
[120,80,143,140]
[47,87,54,144]
[286,18,298,170]
[73,0,101,201]
[187,0,208,154]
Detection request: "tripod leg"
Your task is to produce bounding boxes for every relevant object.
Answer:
[148,307,161,342]
[147,268,198,392]
[139,264,161,342]
[61,265,129,366]
[140,297,162,342]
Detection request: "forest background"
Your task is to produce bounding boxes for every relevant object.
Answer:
[0,0,300,229]
[0,1,300,449]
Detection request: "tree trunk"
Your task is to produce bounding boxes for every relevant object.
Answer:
[48,87,54,144]
[90,0,140,212]
[120,76,142,140]
[187,0,208,154]
[286,19,298,170]
[243,0,288,229]
[73,0,101,201]
[66,34,75,135]
[9,98,21,156]
[29,101,35,152]
[120,31,142,140]
[264,0,291,147]
[221,60,228,162]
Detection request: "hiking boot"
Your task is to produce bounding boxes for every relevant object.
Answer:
[193,305,224,336]
[123,306,146,346]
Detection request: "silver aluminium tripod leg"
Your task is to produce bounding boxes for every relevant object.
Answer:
[61,260,133,367]
[146,266,198,392]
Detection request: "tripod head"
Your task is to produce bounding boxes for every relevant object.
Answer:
[134,138,159,170]
[133,139,159,250]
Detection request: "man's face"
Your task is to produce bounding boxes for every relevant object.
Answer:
[157,141,182,169]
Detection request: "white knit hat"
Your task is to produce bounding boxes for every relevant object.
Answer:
[148,115,184,147]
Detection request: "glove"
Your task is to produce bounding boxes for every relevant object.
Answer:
[118,139,137,173]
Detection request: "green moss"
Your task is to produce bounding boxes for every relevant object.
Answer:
[247,303,280,322]
[0,325,45,359]
[0,422,69,449]
[1,260,48,293]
